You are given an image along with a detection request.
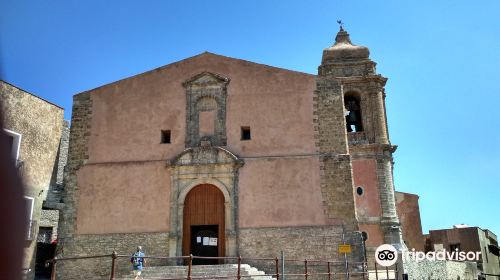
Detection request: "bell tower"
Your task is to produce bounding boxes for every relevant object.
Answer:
[316,25,403,250]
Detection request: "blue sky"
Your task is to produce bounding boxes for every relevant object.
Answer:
[1,0,499,236]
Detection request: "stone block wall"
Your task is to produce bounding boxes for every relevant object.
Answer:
[239,226,365,278]
[40,209,59,241]
[59,92,92,240]
[403,259,478,280]
[56,232,169,280]
[0,80,64,279]
[313,76,358,233]
[55,120,70,186]
[57,92,92,279]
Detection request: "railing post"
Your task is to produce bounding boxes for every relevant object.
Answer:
[275,257,280,280]
[110,251,117,280]
[281,251,285,280]
[304,259,308,280]
[327,261,331,280]
[395,263,398,280]
[237,256,241,280]
[345,256,349,280]
[188,254,193,280]
[50,257,57,280]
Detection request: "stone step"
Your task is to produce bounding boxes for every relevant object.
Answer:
[117,264,274,280]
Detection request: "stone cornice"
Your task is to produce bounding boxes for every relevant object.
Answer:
[182,71,230,88]
[338,75,388,86]
[349,143,397,160]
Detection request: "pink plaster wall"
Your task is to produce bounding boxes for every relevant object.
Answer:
[75,163,171,234]
[85,52,316,164]
[238,157,339,228]
[76,53,323,233]
[352,159,382,218]
[395,191,424,251]
[359,224,384,247]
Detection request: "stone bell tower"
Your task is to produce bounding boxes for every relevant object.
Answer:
[316,25,404,249]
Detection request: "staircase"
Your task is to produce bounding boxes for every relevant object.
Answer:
[119,264,274,280]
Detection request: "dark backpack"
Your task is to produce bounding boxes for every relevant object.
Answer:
[131,252,142,265]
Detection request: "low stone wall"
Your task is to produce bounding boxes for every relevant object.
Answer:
[56,232,169,279]
[238,226,365,279]
[403,259,478,280]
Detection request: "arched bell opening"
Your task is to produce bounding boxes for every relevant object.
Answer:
[344,94,363,132]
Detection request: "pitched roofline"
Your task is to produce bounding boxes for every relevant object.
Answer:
[0,80,64,110]
[75,51,316,96]
[395,190,420,198]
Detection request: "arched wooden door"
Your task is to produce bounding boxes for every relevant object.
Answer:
[182,184,225,264]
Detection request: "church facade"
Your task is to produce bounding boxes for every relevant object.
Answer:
[58,28,406,278]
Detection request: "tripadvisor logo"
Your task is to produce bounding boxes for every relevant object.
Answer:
[375,244,398,267]
[402,248,481,262]
[375,244,482,266]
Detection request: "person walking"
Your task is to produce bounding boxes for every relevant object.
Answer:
[131,246,145,280]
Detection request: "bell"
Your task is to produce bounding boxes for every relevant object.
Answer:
[347,111,358,123]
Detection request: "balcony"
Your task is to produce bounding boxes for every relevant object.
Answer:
[347,131,369,145]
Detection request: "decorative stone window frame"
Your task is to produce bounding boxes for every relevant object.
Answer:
[182,72,230,147]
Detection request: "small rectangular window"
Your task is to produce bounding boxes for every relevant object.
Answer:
[450,243,461,252]
[37,227,53,244]
[161,130,171,144]
[241,127,251,140]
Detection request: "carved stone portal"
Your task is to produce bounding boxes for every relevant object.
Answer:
[167,146,243,258]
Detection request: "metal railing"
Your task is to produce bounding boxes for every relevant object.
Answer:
[46,253,399,280]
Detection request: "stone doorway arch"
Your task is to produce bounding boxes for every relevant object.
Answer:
[168,146,243,258]
[182,184,225,263]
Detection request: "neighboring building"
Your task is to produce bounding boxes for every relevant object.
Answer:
[0,80,67,279]
[427,226,500,279]
[57,27,408,278]
[395,191,424,251]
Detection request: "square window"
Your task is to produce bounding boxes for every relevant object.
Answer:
[450,243,461,252]
[161,130,171,144]
[241,127,251,140]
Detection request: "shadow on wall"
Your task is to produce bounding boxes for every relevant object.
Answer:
[0,103,27,280]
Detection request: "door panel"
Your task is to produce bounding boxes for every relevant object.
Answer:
[183,184,225,263]
[191,225,219,265]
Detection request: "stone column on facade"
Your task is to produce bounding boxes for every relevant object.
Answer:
[378,154,403,246]
[374,90,389,144]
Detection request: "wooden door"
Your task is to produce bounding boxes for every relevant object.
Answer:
[182,184,225,262]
